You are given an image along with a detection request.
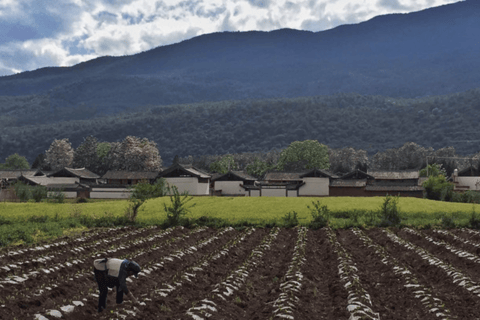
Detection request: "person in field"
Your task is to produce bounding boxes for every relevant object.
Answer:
[93,258,141,312]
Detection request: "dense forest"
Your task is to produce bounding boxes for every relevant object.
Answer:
[1,88,480,166]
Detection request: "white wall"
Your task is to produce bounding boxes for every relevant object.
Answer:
[299,178,329,196]
[287,190,297,197]
[457,177,480,191]
[215,181,247,196]
[90,188,131,199]
[262,188,286,197]
[250,190,260,197]
[166,177,210,196]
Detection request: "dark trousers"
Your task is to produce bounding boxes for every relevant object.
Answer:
[94,268,124,311]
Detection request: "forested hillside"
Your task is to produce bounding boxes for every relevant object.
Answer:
[1,89,480,165]
[0,0,478,118]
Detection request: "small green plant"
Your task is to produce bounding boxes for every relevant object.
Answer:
[378,195,401,227]
[163,185,196,227]
[281,211,299,228]
[308,200,330,229]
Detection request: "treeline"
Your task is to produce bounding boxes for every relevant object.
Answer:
[4,138,480,179]
[1,89,480,165]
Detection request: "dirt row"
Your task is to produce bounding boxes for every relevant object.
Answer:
[3,227,480,319]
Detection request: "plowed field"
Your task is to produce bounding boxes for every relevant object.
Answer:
[2,226,480,319]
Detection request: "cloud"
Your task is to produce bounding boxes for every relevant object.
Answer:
[0,0,464,76]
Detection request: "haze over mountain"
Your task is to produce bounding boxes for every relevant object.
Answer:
[0,0,478,118]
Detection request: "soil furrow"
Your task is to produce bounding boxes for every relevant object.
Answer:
[5,227,215,319]
[398,228,480,283]
[293,228,349,320]
[345,228,444,319]
[366,228,480,319]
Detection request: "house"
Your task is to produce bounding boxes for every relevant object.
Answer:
[212,171,256,196]
[329,169,375,197]
[365,170,424,197]
[17,175,91,199]
[157,164,211,196]
[252,168,335,197]
[102,171,160,185]
[452,166,480,191]
[260,172,304,197]
[48,167,100,185]
[0,169,45,188]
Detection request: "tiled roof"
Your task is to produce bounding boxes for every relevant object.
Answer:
[0,169,40,179]
[330,180,367,187]
[49,167,100,179]
[367,170,419,180]
[300,168,337,178]
[21,176,79,186]
[339,170,375,180]
[458,166,480,177]
[159,164,211,179]
[102,171,160,180]
[263,172,303,181]
[213,171,256,182]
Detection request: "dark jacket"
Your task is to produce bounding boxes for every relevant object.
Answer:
[94,258,141,294]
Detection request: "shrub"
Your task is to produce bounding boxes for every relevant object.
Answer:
[31,185,48,202]
[281,211,299,228]
[14,181,32,201]
[422,175,454,201]
[76,197,88,203]
[378,195,401,227]
[48,189,65,203]
[308,200,330,229]
[440,212,458,229]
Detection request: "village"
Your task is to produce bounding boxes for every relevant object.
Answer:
[1,162,479,201]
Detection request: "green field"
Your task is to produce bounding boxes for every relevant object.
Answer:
[1,196,479,247]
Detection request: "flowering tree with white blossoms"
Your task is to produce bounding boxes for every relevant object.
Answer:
[45,138,74,171]
[107,136,162,171]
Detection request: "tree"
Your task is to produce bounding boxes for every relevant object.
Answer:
[73,136,101,172]
[125,178,169,222]
[31,153,51,170]
[277,140,330,171]
[419,163,446,177]
[45,138,74,171]
[1,153,30,170]
[246,157,274,178]
[106,136,162,172]
[209,154,237,174]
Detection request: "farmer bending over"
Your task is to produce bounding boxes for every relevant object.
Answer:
[93,258,141,312]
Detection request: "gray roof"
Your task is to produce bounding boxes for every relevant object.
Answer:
[213,171,256,182]
[159,163,211,179]
[102,171,160,180]
[339,170,375,180]
[263,172,303,181]
[0,169,40,179]
[49,167,100,179]
[300,168,337,179]
[367,170,419,180]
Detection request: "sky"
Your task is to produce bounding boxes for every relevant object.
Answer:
[0,0,462,77]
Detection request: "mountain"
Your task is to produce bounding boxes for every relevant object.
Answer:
[0,0,479,121]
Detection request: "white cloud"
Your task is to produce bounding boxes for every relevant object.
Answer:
[0,0,463,76]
